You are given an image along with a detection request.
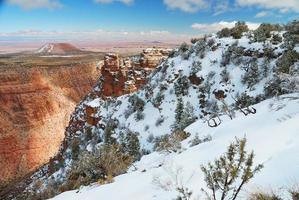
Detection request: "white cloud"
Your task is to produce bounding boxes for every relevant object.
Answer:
[0,29,191,43]
[213,0,231,16]
[236,0,299,13]
[94,0,134,5]
[6,0,62,10]
[163,0,208,13]
[255,11,271,18]
[191,21,260,33]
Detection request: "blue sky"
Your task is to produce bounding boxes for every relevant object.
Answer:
[0,0,298,42]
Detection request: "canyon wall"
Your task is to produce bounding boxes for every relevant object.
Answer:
[0,63,100,185]
[0,47,171,187]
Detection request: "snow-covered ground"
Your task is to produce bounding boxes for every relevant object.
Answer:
[18,29,298,200]
[51,93,299,200]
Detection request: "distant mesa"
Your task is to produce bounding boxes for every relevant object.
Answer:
[36,43,83,55]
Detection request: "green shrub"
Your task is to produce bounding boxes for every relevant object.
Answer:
[271,34,282,45]
[276,50,299,74]
[264,75,289,97]
[154,130,190,153]
[248,191,283,200]
[66,144,133,189]
[217,22,249,39]
[119,130,141,161]
[201,137,263,200]
[289,185,299,200]
[253,23,283,42]
[191,38,202,44]
[231,21,249,39]
[217,28,231,38]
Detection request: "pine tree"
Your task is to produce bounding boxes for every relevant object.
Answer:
[174,75,190,96]
[242,59,260,89]
[191,61,202,75]
[174,97,184,130]
[180,102,196,130]
[201,137,263,200]
[261,58,270,77]
[119,130,140,161]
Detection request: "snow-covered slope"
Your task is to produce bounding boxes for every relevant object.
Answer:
[15,26,299,200]
[51,93,299,200]
[63,31,298,152]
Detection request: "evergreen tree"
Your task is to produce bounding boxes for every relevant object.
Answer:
[201,137,263,200]
[174,75,190,96]
[191,61,202,75]
[119,130,140,161]
[276,50,299,74]
[261,58,270,77]
[174,97,184,130]
[242,59,260,89]
[180,102,196,130]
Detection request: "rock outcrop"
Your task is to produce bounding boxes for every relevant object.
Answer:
[0,63,100,185]
[99,48,172,97]
[140,48,172,68]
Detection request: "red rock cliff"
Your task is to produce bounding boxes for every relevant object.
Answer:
[0,63,100,185]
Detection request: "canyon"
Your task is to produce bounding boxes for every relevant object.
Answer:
[0,47,171,188]
[0,63,101,186]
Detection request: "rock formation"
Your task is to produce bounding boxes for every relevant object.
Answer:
[0,63,100,185]
[99,48,172,97]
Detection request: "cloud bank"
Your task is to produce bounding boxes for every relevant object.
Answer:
[236,0,299,13]
[163,0,208,13]
[5,0,299,14]
[0,29,191,43]
[6,0,62,10]
[94,0,133,5]
[191,21,260,33]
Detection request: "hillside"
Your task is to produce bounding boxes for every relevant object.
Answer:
[7,21,299,200]
[52,93,299,200]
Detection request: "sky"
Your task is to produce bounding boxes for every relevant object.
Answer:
[0,0,298,43]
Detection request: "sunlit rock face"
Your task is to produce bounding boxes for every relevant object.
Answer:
[0,63,100,185]
[100,48,172,97]
[140,48,172,68]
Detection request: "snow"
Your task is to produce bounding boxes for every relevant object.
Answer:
[37,43,54,54]
[51,93,299,200]
[23,31,299,199]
